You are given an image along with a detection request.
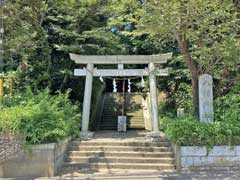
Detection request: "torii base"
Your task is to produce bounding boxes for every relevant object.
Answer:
[80,131,94,140]
[146,131,163,142]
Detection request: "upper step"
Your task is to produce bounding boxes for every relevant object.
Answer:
[72,140,170,147]
[102,112,144,116]
[100,93,146,131]
[70,145,172,152]
[68,151,174,158]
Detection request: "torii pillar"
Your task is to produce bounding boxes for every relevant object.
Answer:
[149,62,159,133]
[81,63,94,138]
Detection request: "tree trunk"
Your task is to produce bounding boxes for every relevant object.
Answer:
[177,33,200,116]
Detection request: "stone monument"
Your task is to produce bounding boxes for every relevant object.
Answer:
[199,74,214,122]
[118,116,127,132]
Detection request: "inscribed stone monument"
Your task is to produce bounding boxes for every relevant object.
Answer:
[118,116,127,132]
[199,74,214,122]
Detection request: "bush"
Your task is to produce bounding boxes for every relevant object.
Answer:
[173,83,193,114]
[160,82,240,147]
[214,93,240,122]
[165,117,240,147]
[0,89,81,144]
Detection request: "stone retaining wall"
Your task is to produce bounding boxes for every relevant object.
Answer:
[176,146,240,169]
[0,132,23,164]
[0,138,70,178]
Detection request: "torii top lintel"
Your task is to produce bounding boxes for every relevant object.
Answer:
[69,53,172,64]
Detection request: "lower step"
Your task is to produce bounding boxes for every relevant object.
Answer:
[63,162,175,171]
[67,157,174,164]
[70,146,172,152]
[72,141,170,146]
[68,151,174,158]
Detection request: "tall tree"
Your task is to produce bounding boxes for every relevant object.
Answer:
[109,0,240,115]
[2,0,50,89]
[43,0,128,97]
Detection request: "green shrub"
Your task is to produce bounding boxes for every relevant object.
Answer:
[0,89,81,144]
[214,93,240,122]
[173,83,193,114]
[165,117,240,147]
[160,82,240,147]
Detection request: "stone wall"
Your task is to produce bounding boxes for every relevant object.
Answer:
[0,132,23,164]
[178,146,240,169]
[0,138,70,178]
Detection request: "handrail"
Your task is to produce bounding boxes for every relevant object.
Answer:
[96,93,106,130]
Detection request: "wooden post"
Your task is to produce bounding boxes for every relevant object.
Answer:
[0,78,4,101]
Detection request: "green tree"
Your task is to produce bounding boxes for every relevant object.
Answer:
[2,0,51,89]
[137,0,240,115]
[43,0,128,97]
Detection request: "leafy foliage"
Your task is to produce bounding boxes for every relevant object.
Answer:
[173,83,193,114]
[108,0,240,114]
[0,89,81,144]
[162,83,240,146]
[214,83,240,122]
[165,117,240,147]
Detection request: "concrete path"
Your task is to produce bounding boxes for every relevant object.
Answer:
[4,169,240,180]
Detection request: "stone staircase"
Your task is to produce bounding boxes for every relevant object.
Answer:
[99,93,145,130]
[62,132,175,173]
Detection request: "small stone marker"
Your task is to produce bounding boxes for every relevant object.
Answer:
[118,116,127,132]
[177,108,185,118]
[199,74,214,122]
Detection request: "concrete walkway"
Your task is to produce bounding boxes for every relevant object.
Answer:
[5,169,240,180]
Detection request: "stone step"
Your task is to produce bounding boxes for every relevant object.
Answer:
[100,125,145,129]
[102,110,142,113]
[100,123,144,127]
[102,115,144,117]
[105,92,143,95]
[100,127,145,130]
[101,120,145,123]
[105,95,142,99]
[101,116,144,119]
[100,120,144,124]
[100,126,145,130]
[100,122,145,126]
[101,123,145,126]
[105,95,142,98]
[101,116,144,120]
[63,162,175,171]
[102,112,144,116]
[103,104,142,112]
[102,116,144,118]
[103,101,141,104]
[70,146,172,152]
[103,102,142,106]
[101,116,144,122]
[104,99,142,102]
[104,97,142,101]
[68,151,174,158]
[72,141,170,147]
[67,157,174,164]
[103,101,142,104]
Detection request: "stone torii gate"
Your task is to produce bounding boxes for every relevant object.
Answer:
[70,53,172,138]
